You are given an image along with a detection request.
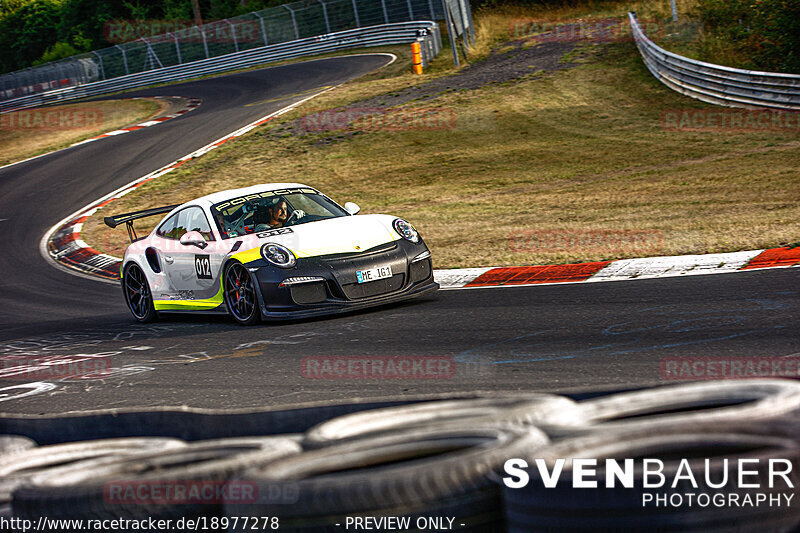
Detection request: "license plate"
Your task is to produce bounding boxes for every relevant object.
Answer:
[356,265,392,284]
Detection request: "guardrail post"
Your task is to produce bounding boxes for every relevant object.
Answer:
[67,61,78,85]
[669,0,678,22]
[115,45,130,75]
[283,4,300,40]
[351,0,361,27]
[381,0,389,24]
[464,0,475,41]
[225,20,239,52]
[56,63,66,86]
[443,0,459,66]
[140,38,164,71]
[318,0,331,34]
[91,51,106,80]
[197,26,210,58]
[254,12,269,45]
[170,33,183,64]
[457,0,471,49]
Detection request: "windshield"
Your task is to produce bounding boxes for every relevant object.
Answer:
[210,187,348,239]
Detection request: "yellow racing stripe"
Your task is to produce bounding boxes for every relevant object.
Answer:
[154,282,224,311]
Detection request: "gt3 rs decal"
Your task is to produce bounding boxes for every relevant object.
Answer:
[256,227,293,239]
[195,254,212,280]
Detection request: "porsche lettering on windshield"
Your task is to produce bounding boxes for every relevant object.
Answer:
[212,188,316,211]
[211,189,349,239]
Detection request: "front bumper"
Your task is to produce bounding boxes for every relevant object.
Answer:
[248,239,438,320]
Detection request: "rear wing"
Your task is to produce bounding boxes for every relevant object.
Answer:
[104,204,181,243]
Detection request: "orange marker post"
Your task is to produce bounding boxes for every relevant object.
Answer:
[411,42,423,74]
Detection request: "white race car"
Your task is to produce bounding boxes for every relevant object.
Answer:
[105,183,438,325]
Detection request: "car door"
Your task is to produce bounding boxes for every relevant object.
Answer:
[149,211,180,301]
[163,206,223,300]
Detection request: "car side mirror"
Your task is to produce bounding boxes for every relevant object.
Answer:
[180,231,208,249]
[344,202,360,215]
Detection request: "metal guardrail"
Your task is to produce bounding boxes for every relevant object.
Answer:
[629,12,800,110]
[0,0,465,105]
[0,22,441,113]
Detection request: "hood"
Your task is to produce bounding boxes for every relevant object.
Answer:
[232,214,400,262]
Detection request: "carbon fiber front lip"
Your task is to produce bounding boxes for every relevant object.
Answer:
[257,278,439,320]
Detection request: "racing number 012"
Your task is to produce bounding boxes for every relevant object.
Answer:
[195,255,212,280]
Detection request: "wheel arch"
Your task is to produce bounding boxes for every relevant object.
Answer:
[120,258,145,283]
[120,259,158,322]
[220,258,266,323]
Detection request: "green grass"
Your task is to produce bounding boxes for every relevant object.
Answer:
[83,4,800,268]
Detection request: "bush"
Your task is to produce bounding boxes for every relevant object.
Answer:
[696,0,800,73]
[0,0,62,73]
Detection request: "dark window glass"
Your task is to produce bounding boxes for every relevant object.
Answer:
[156,213,178,238]
[156,207,215,241]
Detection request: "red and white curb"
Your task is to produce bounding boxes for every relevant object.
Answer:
[435,247,800,289]
[41,86,345,283]
[70,96,201,147]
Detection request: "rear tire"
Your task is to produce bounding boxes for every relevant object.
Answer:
[223,262,260,326]
[122,263,157,323]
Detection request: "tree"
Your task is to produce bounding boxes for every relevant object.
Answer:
[0,0,62,73]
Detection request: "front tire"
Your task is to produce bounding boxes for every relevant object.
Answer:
[223,262,260,326]
[123,263,157,323]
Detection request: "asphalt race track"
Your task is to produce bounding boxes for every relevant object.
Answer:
[1,54,798,415]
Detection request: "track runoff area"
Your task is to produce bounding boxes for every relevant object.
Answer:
[0,52,799,533]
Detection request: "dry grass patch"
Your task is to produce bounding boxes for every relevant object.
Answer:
[83,3,800,268]
[0,99,165,166]
[84,38,800,268]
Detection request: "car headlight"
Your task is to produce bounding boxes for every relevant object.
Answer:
[261,243,296,268]
[393,218,419,243]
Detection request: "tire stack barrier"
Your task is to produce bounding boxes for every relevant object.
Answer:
[2,380,800,532]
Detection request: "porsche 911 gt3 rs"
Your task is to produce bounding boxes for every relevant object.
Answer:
[105,183,438,324]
